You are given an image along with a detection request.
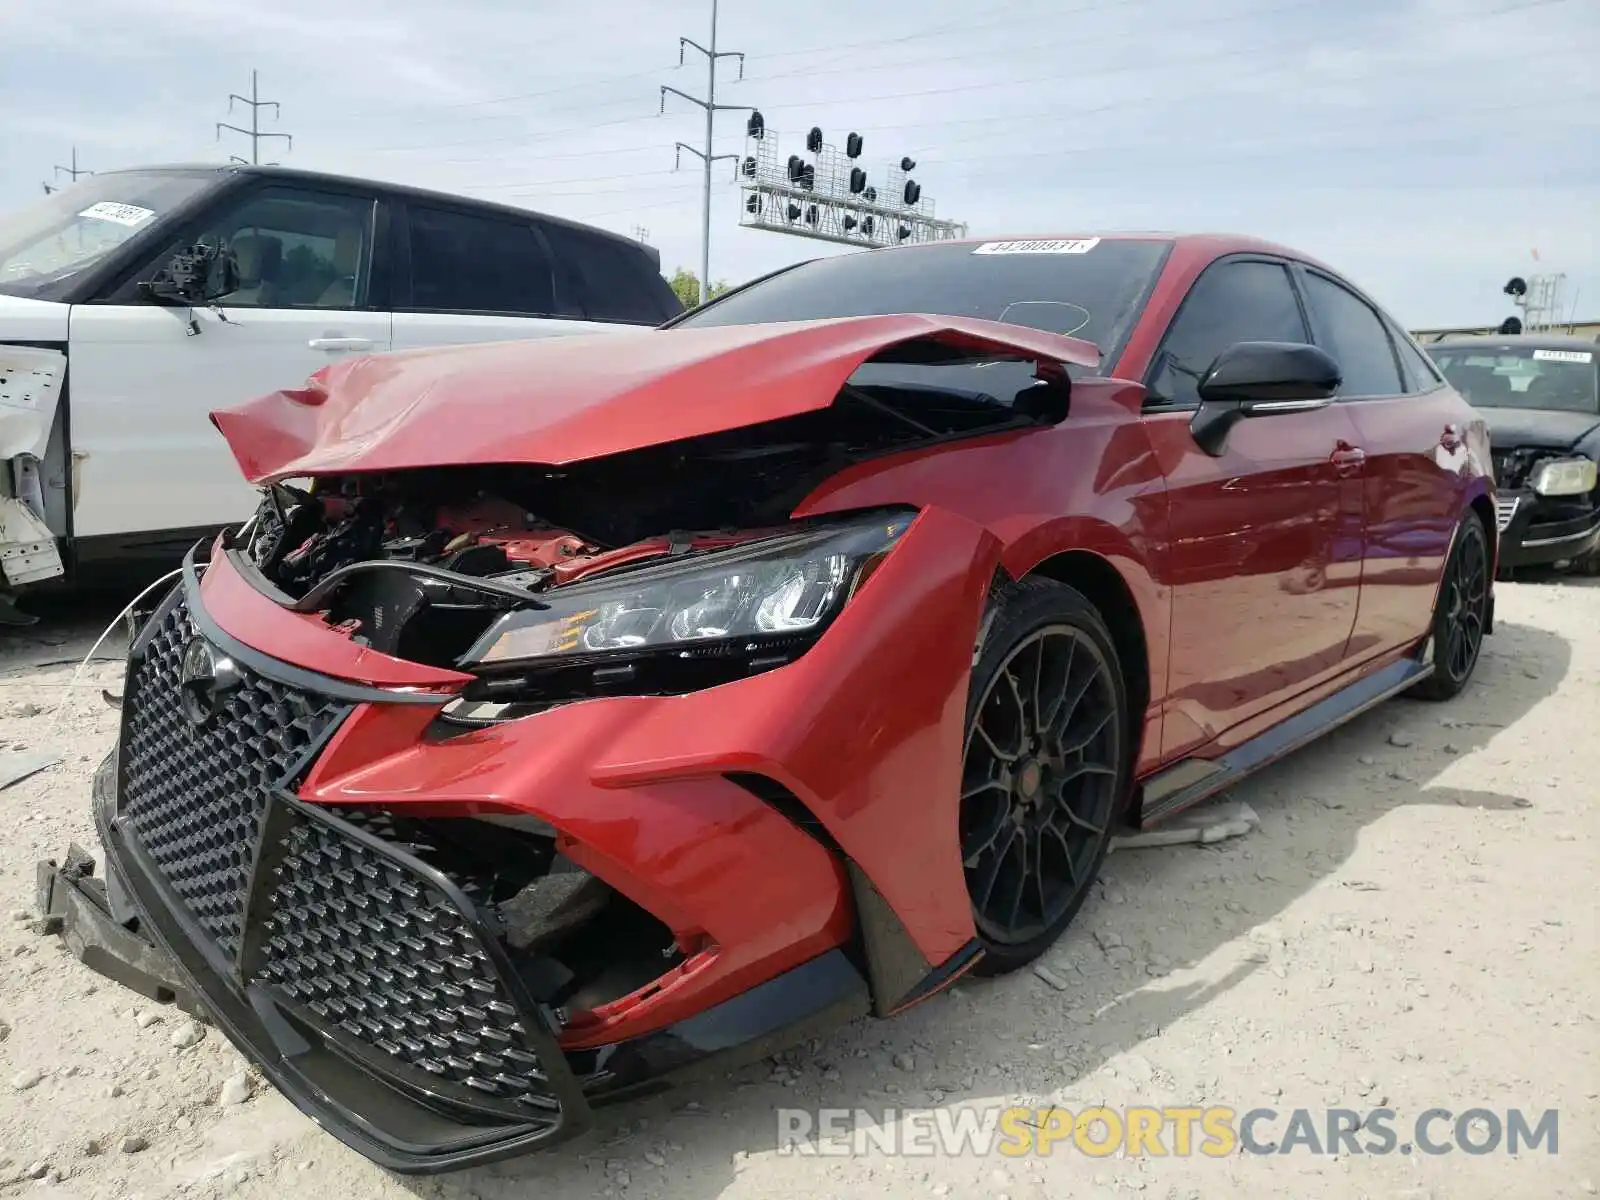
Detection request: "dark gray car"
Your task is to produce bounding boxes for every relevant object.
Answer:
[1428,334,1600,574]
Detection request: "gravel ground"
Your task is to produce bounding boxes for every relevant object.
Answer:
[1,576,1596,1199]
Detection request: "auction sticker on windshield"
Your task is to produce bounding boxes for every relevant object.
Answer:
[973,238,1101,255]
[77,202,156,228]
[1532,349,1593,364]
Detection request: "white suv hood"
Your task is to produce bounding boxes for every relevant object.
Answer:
[0,293,70,343]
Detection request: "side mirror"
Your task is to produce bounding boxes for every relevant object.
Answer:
[137,243,239,306]
[1189,341,1341,456]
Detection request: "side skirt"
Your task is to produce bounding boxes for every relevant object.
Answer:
[1137,651,1434,829]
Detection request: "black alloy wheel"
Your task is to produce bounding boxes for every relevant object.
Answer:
[960,579,1129,974]
[1410,509,1490,701]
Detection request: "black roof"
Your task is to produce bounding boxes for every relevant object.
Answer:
[99,162,658,265]
[1425,333,1599,352]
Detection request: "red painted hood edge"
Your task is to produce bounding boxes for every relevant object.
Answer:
[208,314,1101,484]
[199,542,474,690]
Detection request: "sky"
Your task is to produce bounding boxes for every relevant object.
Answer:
[2,0,1596,329]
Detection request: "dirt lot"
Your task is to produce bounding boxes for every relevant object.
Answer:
[1,576,1595,1200]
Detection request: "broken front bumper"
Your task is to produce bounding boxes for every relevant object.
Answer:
[1494,489,1600,568]
[38,754,870,1173]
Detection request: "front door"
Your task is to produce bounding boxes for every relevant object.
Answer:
[67,181,391,539]
[1141,257,1365,759]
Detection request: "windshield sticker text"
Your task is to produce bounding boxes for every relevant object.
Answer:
[1531,349,1593,364]
[77,202,156,228]
[973,238,1101,256]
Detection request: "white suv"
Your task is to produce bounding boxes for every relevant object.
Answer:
[0,164,683,621]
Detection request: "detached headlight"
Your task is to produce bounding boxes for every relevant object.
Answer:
[463,511,914,669]
[1530,457,1598,497]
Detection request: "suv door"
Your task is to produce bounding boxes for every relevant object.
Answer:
[1143,257,1366,760]
[390,202,606,350]
[68,180,392,540]
[1298,267,1470,655]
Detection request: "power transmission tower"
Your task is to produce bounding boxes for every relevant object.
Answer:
[631,225,651,244]
[216,70,292,165]
[43,147,92,194]
[660,0,751,305]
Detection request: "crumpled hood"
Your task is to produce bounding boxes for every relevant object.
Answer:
[210,314,1101,484]
[1481,406,1600,453]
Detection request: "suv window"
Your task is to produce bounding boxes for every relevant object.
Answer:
[407,206,555,315]
[163,185,376,309]
[1302,273,1404,397]
[540,222,679,324]
[1148,259,1308,408]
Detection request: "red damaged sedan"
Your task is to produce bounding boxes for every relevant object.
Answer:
[40,233,1495,1172]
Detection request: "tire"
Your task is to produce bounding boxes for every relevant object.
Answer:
[961,578,1131,976]
[1408,508,1491,702]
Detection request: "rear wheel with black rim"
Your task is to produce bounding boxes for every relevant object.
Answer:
[960,579,1131,976]
[1408,509,1490,701]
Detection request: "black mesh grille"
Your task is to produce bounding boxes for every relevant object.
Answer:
[119,596,347,958]
[255,812,559,1115]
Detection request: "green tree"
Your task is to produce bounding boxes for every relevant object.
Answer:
[668,267,730,309]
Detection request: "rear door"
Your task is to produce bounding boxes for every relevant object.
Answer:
[389,202,604,351]
[68,179,392,539]
[1298,267,1469,655]
[1142,256,1367,760]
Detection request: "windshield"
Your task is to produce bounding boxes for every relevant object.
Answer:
[673,237,1170,405]
[1428,343,1599,414]
[0,171,218,300]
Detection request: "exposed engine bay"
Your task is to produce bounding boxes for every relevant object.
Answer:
[235,374,1060,673]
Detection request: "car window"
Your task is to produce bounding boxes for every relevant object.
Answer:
[1390,324,1445,393]
[407,206,556,315]
[183,186,375,310]
[539,222,681,324]
[672,237,1172,376]
[1147,260,1309,408]
[1302,273,1405,398]
[0,170,218,301]
[1428,344,1599,414]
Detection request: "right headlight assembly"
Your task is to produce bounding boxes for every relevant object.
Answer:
[1529,457,1598,497]
[448,509,915,713]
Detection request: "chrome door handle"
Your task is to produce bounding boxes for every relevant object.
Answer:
[1331,446,1366,476]
[307,337,374,352]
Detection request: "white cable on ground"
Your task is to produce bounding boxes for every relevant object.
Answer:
[45,567,191,737]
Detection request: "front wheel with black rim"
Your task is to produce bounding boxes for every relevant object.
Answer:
[960,578,1131,976]
[1408,509,1490,701]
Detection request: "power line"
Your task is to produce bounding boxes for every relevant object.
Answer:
[452,91,1591,214]
[660,0,752,305]
[369,0,1583,163]
[216,70,293,165]
[313,0,1070,125]
[733,0,1581,116]
[437,36,1591,193]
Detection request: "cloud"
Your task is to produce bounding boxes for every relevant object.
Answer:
[1,0,1595,325]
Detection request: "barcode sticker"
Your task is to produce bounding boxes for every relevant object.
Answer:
[973,238,1101,255]
[78,202,156,227]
